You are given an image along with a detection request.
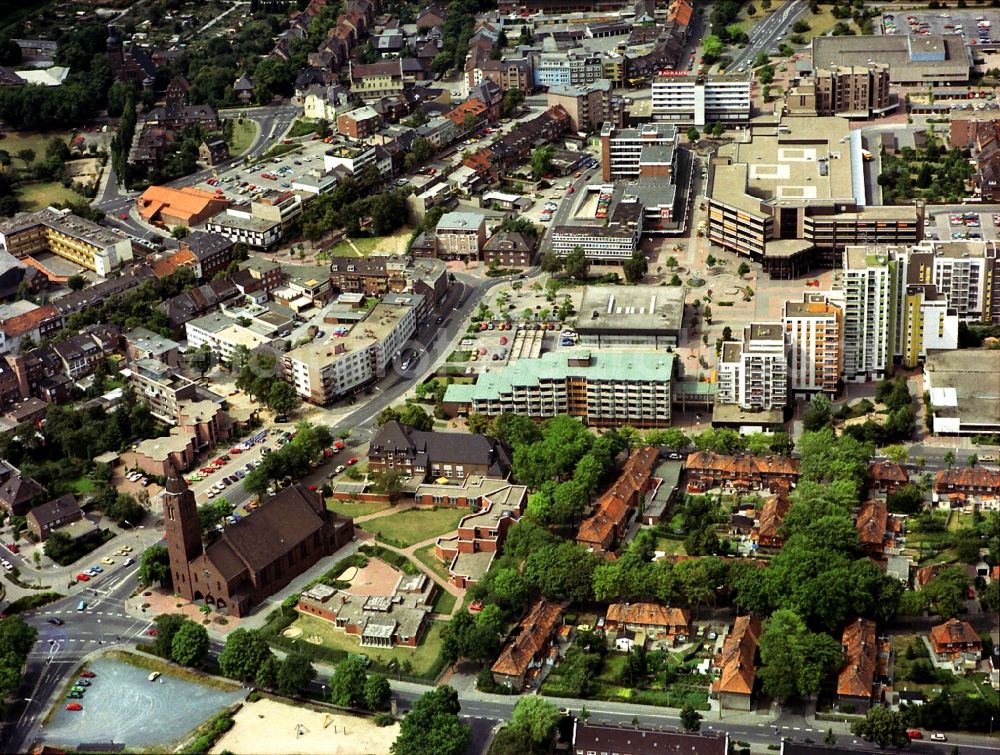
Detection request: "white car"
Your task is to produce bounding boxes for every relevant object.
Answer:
[930,733,947,742]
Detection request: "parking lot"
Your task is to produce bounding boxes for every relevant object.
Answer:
[880,10,994,47]
[924,209,1000,242]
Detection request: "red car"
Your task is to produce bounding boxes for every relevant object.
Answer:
[229,447,243,454]
[333,441,345,450]
[906,730,923,740]
[307,484,318,492]
[200,467,215,475]
[6,542,18,554]
[118,213,127,219]
[347,457,359,466]
[66,703,83,711]
[80,671,96,678]
[145,629,158,637]
[76,573,90,582]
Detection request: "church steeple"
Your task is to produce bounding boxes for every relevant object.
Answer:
[163,465,202,593]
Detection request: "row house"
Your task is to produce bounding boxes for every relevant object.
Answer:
[491,599,564,690]
[431,477,527,588]
[712,614,763,711]
[753,494,791,550]
[368,420,512,481]
[444,99,488,139]
[463,105,571,183]
[576,446,659,553]
[835,618,890,713]
[605,603,691,644]
[350,60,404,101]
[855,498,891,557]
[934,467,1000,510]
[685,452,800,494]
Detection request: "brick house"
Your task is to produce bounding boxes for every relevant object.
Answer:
[934,467,1000,510]
[605,603,691,641]
[491,599,563,689]
[929,618,982,670]
[685,452,800,493]
[368,421,512,481]
[712,615,762,711]
[836,618,882,713]
[0,473,46,516]
[576,446,659,553]
[754,494,791,549]
[855,498,889,557]
[26,494,83,541]
[869,460,909,494]
[482,231,536,268]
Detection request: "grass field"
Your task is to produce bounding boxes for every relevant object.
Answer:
[290,613,446,676]
[71,477,96,496]
[654,538,687,557]
[362,507,466,548]
[328,226,415,257]
[413,543,453,584]
[892,636,1000,709]
[17,181,83,210]
[0,131,67,164]
[326,497,393,517]
[431,588,457,616]
[228,119,258,155]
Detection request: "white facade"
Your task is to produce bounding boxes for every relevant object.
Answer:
[717,324,789,410]
[550,226,638,259]
[185,321,272,365]
[932,255,985,320]
[651,78,751,127]
[600,122,677,180]
[838,248,898,382]
[323,144,377,175]
[782,294,842,396]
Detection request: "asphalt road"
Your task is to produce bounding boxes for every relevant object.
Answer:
[728,0,809,71]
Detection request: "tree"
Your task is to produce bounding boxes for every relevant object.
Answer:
[702,34,723,62]
[680,703,702,732]
[330,656,368,707]
[623,250,648,284]
[171,225,190,239]
[850,706,910,749]
[171,620,209,666]
[267,381,301,416]
[530,145,555,179]
[758,609,844,700]
[371,469,406,498]
[888,484,924,515]
[687,127,700,142]
[391,685,469,755]
[923,565,972,618]
[364,674,392,710]
[138,544,172,588]
[738,262,750,276]
[151,613,187,658]
[825,728,836,745]
[984,580,1000,613]
[747,3,756,15]
[277,653,316,696]
[944,450,955,468]
[256,655,279,689]
[16,148,35,167]
[802,393,832,431]
[540,252,564,275]
[564,246,590,281]
[510,695,561,744]
[758,65,775,85]
[219,628,275,682]
[43,531,75,564]
[706,253,716,267]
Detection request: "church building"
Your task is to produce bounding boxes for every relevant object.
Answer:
[163,470,354,617]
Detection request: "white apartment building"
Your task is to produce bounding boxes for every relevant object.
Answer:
[651,76,751,127]
[550,224,639,260]
[324,143,378,175]
[782,292,843,397]
[716,323,789,411]
[282,297,418,404]
[930,251,986,320]
[185,312,274,365]
[204,213,281,251]
[599,122,677,181]
[838,246,899,382]
[533,50,603,88]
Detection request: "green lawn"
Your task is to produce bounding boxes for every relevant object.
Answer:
[228,118,257,155]
[290,613,446,676]
[654,538,687,557]
[327,226,415,258]
[71,477,96,496]
[892,636,1000,709]
[414,543,453,584]
[431,588,457,616]
[326,497,393,517]
[362,507,466,548]
[17,181,81,211]
[0,131,67,164]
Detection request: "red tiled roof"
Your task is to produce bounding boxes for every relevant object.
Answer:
[667,0,692,26]
[837,618,877,699]
[756,494,790,544]
[856,499,888,548]
[1,304,59,338]
[444,99,487,126]
[577,447,658,550]
[869,460,908,484]
[934,467,1000,493]
[491,599,562,678]
[151,249,197,279]
[686,452,800,478]
[606,603,691,632]
[930,619,982,651]
[713,615,762,695]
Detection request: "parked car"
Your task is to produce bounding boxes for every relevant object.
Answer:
[80,671,96,678]
[47,618,65,625]
[906,730,923,740]
[100,557,114,565]
[66,702,83,710]
[75,573,90,582]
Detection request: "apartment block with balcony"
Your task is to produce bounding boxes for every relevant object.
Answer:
[434,212,487,261]
[651,75,751,126]
[127,358,199,424]
[282,298,418,405]
[786,64,894,119]
[716,323,789,411]
[0,207,134,277]
[444,350,675,428]
[837,246,900,382]
[533,49,603,88]
[783,292,842,397]
[546,79,621,133]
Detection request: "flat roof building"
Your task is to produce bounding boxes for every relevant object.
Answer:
[0,207,134,277]
[651,74,751,126]
[924,348,1000,437]
[812,34,972,86]
[444,349,675,428]
[575,285,685,348]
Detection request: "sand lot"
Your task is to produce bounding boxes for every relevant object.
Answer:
[211,698,398,755]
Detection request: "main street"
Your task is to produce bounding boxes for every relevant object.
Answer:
[727,0,809,71]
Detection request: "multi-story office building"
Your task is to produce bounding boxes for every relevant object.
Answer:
[812,34,972,87]
[707,116,922,278]
[786,64,893,119]
[838,246,900,382]
[600,122,678,181]
[443,350,675,428]
[783,292,842,396]
[185,312,274,366]
[204,213,281,251]
[0,207,133,277]
[651,75,751,126]
[716,323,789,411]
[550,195,644,260]
[282,297,418,404]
